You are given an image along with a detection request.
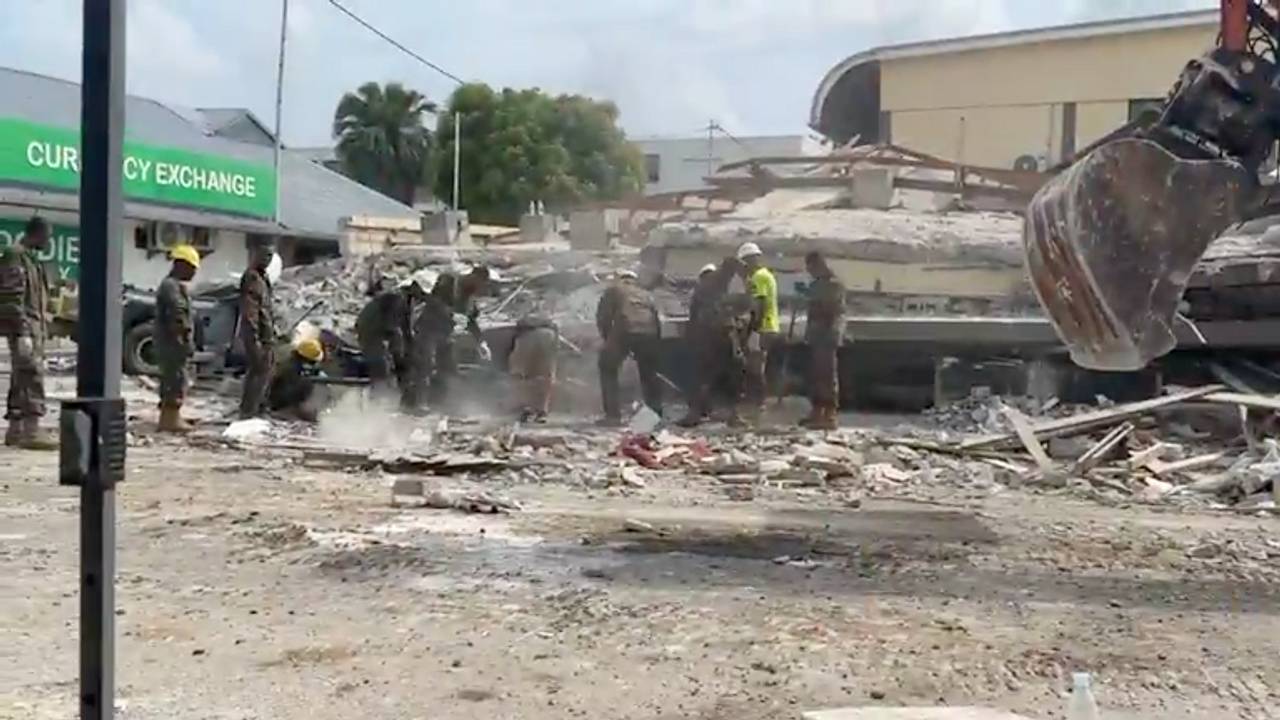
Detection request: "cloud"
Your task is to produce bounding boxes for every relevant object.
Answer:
[0,0,1227,144]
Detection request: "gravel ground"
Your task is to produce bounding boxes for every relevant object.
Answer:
[4,419,1280,720]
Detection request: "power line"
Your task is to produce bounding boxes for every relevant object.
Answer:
[710,121,756,154]
[325,0,465,85]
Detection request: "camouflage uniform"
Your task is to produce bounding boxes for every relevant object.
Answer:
[508,314,558,419]
[410,272,480,407]
[804,273,846,421]
[268,346,321,422]
[596,280,663,421]
[237,266,277,418]
[355,289,413,403]
[0,244,49,430]
[681,275,747,425]
[153,275,194,410]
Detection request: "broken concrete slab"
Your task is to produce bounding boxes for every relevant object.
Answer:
[803,709,1032,720]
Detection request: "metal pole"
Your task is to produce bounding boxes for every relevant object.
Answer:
[273,0,290,223]
[77,0,126,717]
[452,111,461,210]
[707,119,714,181]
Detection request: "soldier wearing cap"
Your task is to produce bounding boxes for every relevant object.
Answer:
[679,257,746,427]
[356,272,428,407]
[595,269,662,425]
[154,244,201,433]
[238,236,278,418]
[0,217,55,448]
[412,265,492,406]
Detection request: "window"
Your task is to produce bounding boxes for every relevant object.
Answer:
[644,153,660,183]
[1128,98,1165,125]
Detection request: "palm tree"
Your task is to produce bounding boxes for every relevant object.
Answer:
[332,82,436,206]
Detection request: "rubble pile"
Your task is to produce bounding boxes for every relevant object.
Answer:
[906,384,1280,513]
[274,247,688,340]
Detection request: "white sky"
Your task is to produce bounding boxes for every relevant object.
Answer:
[0,0,1212,146]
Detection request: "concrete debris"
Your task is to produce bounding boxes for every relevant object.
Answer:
[273,247,687,339]
[221,418,274,443]
[913,385,1280,512]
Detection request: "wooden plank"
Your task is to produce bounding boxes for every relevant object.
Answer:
[1147,452,1226,478]
[1127,442,1175,470]
[1204,391,1280,412]
[1001,406,1055,473]
[960,385,1224,450]
[1073,422,1133,473]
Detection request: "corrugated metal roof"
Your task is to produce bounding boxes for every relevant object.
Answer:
[0,66,420,239]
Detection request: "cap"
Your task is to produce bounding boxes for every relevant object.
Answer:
[169,244,201,269]
[616,269,638,280]
[736,242,762,260]
[698,263,717,276]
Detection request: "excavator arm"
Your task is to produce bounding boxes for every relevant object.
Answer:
[1025,0,1280,370]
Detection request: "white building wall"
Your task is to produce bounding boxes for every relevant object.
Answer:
[632,134,826,195]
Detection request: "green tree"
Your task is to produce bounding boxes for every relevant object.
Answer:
[434,84,645,224]
[333,82,436,206]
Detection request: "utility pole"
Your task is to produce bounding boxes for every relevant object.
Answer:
[452,112,461,210]
[272,0,290,224]
[70,1,128,719]
[706,119,715,181]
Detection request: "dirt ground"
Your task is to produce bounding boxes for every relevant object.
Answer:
[4,417,1280,720]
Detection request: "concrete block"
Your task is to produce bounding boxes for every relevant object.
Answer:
[338,215,424,257]
[570,210,610,250]
[850,167,895,210]
[519,214,557,244]
[804,708,1032,720]
[423,210,471,246]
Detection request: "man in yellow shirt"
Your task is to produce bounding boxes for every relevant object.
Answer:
[737,242,778,422]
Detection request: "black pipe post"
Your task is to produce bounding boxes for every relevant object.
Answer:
[75,1,126,719]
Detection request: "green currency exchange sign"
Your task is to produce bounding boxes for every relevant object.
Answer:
[0,117,275,218]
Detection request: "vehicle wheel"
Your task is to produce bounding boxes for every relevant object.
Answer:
[123,321,160,376]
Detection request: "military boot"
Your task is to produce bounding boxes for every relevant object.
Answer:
[17,418,58,451]
[158,406,194,434]
[810,405,838,431]
[4,420,21,447]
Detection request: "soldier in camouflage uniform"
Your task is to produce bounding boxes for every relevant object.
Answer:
[0,217,54,449]
[508,313,558,423]
[678,258,746,427]
[154,245,200,433]
[595,270,663,425]
[356,276,425,407]
[238,237,278,419]
[410,266,492,409]
[801,251,845,430]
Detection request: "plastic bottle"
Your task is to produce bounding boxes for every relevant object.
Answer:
[1067,672,1100,720]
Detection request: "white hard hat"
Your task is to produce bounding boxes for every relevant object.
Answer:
[616,269,638,280]
[736,242,762,260]
[699,263,717,276]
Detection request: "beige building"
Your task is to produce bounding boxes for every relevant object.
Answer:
[810,9,1218,170]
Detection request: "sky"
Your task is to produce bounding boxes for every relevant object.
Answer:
[0,0,1213,147]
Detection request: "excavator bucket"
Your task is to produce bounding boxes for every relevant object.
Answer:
[1024,137,1251,371]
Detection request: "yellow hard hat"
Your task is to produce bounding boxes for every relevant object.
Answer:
[295,338,324,363]
[169,244,201,269]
